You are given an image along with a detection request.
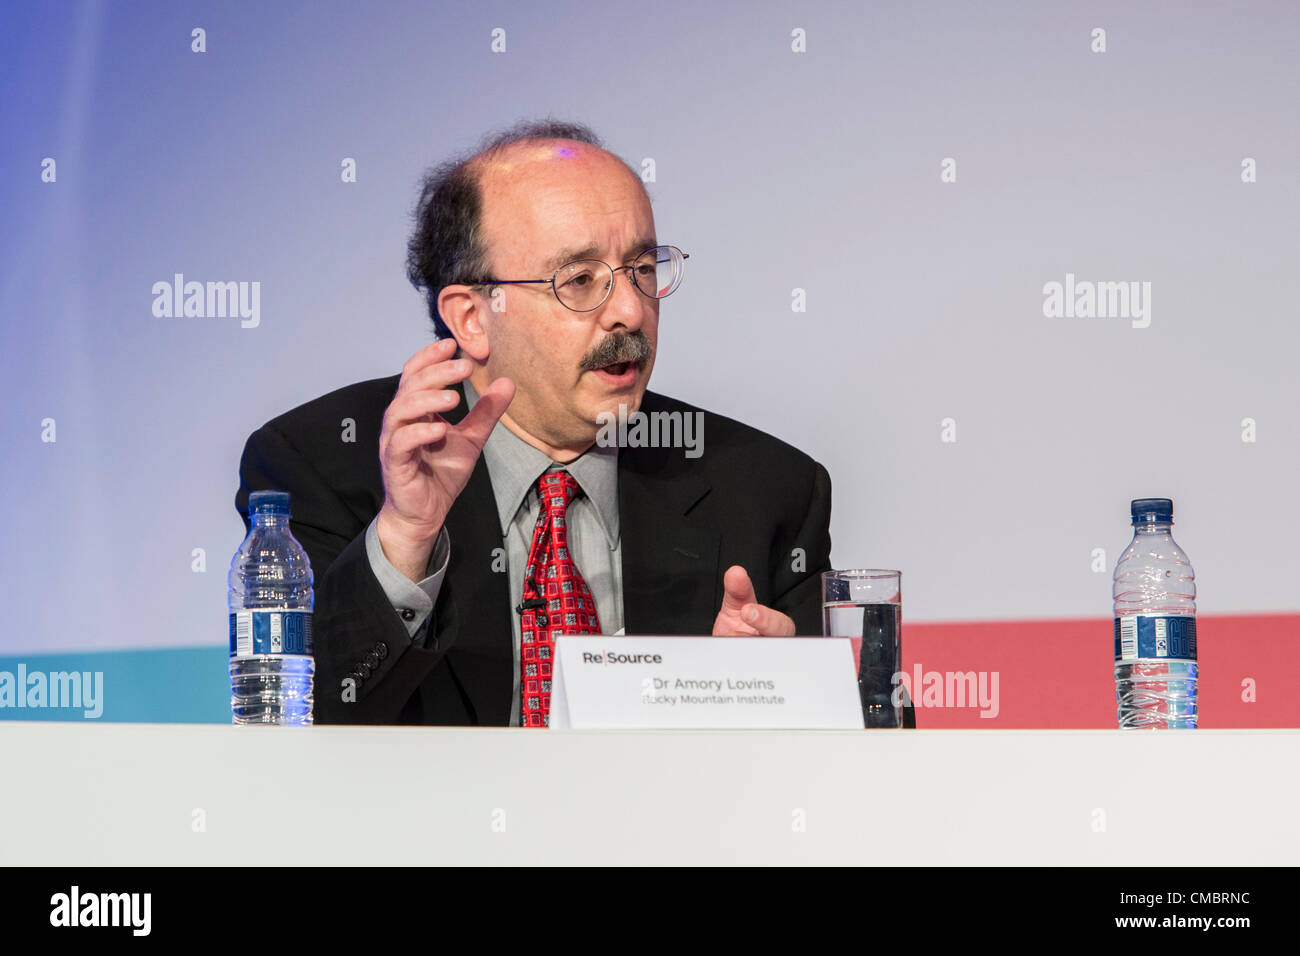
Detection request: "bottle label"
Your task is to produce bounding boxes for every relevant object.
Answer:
[1113,615,1196,662]
[229,610,313,658]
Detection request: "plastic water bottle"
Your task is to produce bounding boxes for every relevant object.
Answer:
[1113,497,1197,729]
[229,490,315,725]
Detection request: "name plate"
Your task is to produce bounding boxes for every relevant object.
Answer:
[549,636,864,730]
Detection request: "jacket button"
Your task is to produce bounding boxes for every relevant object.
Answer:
[356,662,372,680]
[362,651,380,670]
[373,641,388,660]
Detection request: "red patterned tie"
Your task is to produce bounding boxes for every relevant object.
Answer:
[520,471,602,727]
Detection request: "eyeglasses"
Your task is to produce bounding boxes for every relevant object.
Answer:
[473,244,689,313]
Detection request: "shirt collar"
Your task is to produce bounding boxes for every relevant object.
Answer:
[464,379,620,548]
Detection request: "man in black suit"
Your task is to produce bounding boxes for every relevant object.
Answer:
[236,120,835,726]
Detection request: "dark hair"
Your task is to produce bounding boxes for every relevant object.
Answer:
[405,118,618,340]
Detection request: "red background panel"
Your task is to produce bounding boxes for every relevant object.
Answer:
[897,614,1300,728]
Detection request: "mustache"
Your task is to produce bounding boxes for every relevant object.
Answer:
[579,331,653,372]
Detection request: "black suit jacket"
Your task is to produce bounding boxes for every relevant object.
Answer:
[236,376,835,725]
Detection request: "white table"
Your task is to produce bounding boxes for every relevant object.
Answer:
[1,724,1295,865]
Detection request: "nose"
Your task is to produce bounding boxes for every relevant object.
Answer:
[594,265,652,334]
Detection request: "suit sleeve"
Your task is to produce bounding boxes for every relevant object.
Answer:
[364,519,450,643]
[770,460,833,636]
[235,422,445,724]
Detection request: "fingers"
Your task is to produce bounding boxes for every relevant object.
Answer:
[381,337,507,465]
[386,419,448,458]
[396,350,474,401]
[718,565,757,615]
[714,566,796,636]
[397,337,459,386]
[457,376,515,449]
[385,385,462,430]
[384,340,470,450]
[739,603,796,637]
[714,616,761,637]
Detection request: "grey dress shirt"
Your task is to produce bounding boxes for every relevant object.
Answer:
[364,379,624,726]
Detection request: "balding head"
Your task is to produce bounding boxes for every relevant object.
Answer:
[406,121,643,340]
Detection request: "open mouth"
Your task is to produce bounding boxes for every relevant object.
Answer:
[591,360,640,385]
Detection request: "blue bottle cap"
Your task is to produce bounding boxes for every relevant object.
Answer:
[248,490,291,516]
[1130,497,1173,523]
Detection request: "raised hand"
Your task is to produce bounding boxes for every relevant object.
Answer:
[376,338,515,581]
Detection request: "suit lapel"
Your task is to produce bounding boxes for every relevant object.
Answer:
[428,383,513,725]
[619,437,719,636]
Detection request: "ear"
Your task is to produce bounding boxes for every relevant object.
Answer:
[438,285,491,362]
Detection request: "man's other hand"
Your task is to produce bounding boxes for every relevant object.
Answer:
[712,565,796,636]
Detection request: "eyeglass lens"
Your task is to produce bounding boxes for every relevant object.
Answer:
[552,246,683,311]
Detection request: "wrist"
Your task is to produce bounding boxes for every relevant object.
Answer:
[376,506,442,578]
[377,503,442,546]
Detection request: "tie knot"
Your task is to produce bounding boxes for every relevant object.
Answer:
[536,470,580,514]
